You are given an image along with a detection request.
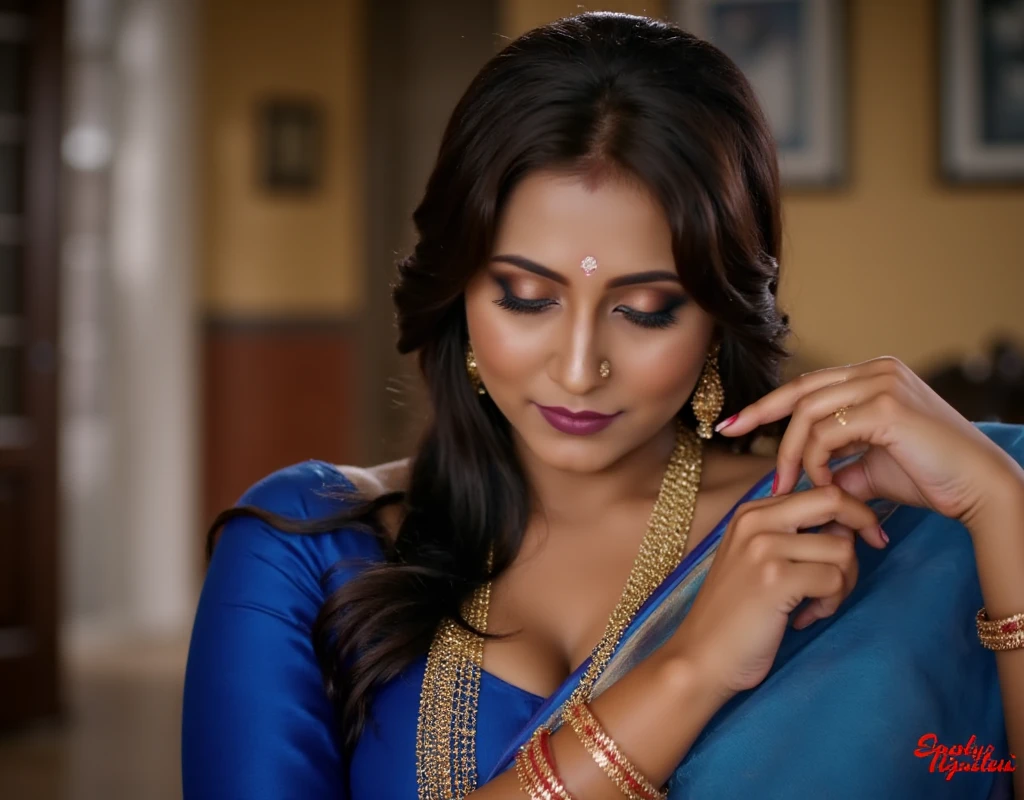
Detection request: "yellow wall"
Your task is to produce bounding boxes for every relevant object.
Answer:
[197,0,1024,359]
[783,0,1024,368]
[199,0,366,316]
[500,0,1024,370]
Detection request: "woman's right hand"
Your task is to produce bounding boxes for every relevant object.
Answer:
[670,485,889,700]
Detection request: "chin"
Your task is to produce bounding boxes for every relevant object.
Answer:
[523,428,626,473]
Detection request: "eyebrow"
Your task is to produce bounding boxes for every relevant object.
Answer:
[490,254,681,289]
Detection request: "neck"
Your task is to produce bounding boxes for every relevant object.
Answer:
[512,421,692,527]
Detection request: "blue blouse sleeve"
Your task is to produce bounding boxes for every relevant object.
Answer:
[181,460,380,800]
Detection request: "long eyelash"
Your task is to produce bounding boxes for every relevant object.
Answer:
[620,309,678,329]
[493,290,557,313]
[493,293,554,314]
[492,279,554,314]
[619,298,685,330]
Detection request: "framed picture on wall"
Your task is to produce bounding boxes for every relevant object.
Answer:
[673,0,847,187]
[257,98,325,193]
[940,0,1024,183]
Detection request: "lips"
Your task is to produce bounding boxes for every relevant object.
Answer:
[534,403,622,436]
[537,405,617,421]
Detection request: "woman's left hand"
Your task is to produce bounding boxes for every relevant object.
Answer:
[715,356,1024,531]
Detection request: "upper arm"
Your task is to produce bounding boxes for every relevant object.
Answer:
[181,476,349,799]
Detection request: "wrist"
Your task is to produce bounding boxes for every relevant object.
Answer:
[648,645,736,714]
[963,460,1024,540]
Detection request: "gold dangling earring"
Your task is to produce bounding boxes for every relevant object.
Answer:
[465,342,486,395]
[692,341,724,439]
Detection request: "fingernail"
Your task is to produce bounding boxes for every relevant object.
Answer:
[771,474,779,495]
[879,527,890,545]
[715,414,738,433]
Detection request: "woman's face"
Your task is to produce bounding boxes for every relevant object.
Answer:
[463,169,716,473]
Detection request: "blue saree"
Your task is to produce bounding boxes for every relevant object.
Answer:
[182,421,1023,799]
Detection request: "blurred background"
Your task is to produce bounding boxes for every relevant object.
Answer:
[0,0,1022,797]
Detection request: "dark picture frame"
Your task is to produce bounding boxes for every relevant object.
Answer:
[256,97,325,193]
[674,0,847,188]
[940,0,1024,184]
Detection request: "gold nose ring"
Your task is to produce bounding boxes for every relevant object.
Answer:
[599,359,611,379]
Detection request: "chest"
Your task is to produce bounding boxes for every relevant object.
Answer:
[487,533,632,693]
[478,471,767,699]
[481,503,701,698]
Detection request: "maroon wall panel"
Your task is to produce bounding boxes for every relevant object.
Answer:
[202,322,359,549]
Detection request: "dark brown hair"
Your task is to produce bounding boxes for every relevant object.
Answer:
[206,11,791,758]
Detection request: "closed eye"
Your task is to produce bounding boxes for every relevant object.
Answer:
[492,279,556,314]
[616,298,685,329]
[493,278,685,330]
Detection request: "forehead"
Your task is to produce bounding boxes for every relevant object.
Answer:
[492,170,675,274]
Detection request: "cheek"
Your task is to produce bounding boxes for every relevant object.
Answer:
[463,281,543,383]
[466,303,549,382]
[619,334,706,401]
[614,306,715,403]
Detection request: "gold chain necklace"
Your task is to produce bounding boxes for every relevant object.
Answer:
[415,420,703,799]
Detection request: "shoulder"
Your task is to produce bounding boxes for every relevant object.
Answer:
[236,458,359,517]
[331,457,411,546]
[235,455,411,530]
[335,457,412,500]
[210,460,387,599]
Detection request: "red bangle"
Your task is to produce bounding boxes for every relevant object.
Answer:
[563,701,667,800]
[515,726,575,799]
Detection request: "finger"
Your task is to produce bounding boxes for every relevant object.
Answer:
[792,601,836,630]
[828,463,893,547]
[774,560,848,616]
[831,460,874,503]
[789,524,858,628]
[715,358,894,438]
[732,485,885,549]
[774,374,899,494]
[752,526,858,589]
[833,442,870,460]
[799,392,908,493]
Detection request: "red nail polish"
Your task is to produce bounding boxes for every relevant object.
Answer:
[771,474,779,495]
[715,414,738,433]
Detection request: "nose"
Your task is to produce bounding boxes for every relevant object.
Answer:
[547,312,605,396]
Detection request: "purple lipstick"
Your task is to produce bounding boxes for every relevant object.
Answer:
[534,403,622,436]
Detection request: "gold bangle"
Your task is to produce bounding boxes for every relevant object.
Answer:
[562,701,667,800]
[514,733,550,800]
[515,727,575,800]
[976,607,1024,651]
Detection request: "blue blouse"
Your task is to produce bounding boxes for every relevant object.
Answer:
[181,460,545,799]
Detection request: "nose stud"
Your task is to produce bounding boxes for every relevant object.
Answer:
[599,359,611,379]
[580,255,598,276]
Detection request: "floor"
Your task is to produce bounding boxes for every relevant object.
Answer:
[0,634,187,800]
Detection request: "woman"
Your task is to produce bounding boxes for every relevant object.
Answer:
[182,12,1024,799]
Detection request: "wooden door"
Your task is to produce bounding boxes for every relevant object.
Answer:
[0,0,63,728]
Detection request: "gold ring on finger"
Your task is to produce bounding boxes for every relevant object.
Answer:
[833,405,850,426]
